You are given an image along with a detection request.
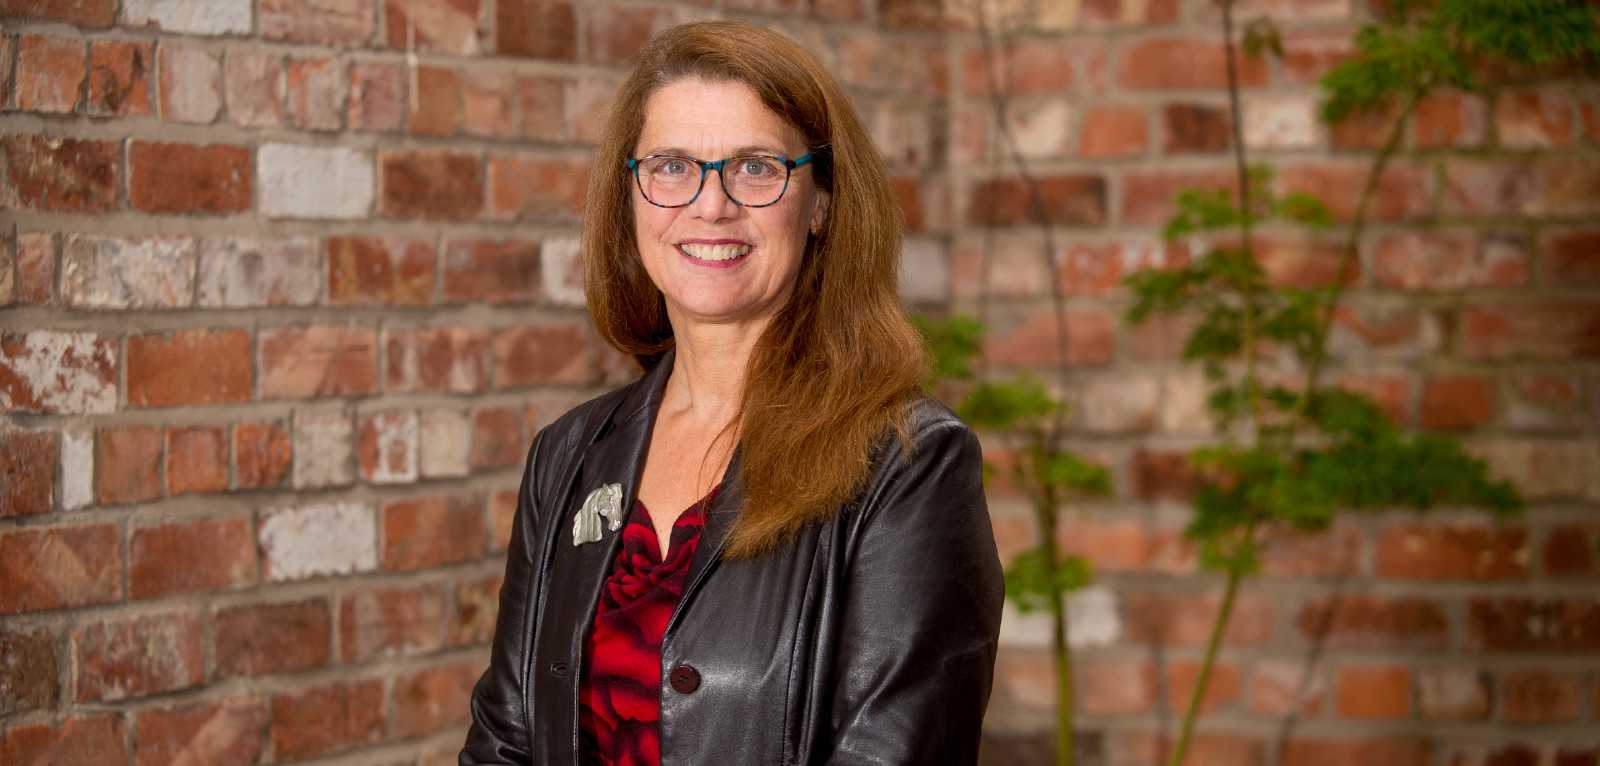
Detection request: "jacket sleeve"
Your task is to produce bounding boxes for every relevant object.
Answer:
[460,433,545,765]
[824,418,1005,765]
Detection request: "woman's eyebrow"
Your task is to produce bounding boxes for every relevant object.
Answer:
[638,143,791,158]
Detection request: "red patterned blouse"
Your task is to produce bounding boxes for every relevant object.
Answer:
[578,486,716,765]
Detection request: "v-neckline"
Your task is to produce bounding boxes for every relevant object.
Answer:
[635,483,719,561]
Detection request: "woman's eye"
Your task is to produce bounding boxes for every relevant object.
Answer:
[661,159,690,175]
[741,159,776,176]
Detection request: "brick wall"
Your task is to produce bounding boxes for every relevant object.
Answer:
[0,1,1595,764]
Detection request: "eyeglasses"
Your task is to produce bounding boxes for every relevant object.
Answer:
[626,151,818,208]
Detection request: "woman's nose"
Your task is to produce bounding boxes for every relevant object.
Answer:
[688,167,739,220]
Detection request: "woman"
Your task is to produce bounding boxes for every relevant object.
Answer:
[462,20,1003,766]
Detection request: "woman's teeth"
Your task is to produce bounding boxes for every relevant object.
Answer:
[680,243,751,261]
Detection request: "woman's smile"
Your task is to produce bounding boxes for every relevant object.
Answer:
[676,239,753,268]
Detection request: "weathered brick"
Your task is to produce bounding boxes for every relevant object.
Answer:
[1280,737,1431,766]
[1259,524,1364,577]
[488,489,518,552]
[1337,373,1414,425]
[259,501,377,581]
[128,329,253,407]
[1120,167,1234,226]
[516,75,568,142]
[0,430,56,518]
[1247,660,1327,716]
[1373,231,1528,290]
[87,40,153,116]
[452,573,501,645]
[198,237,321,307]
[1334,664,1411,719]
[357,410,418,484]
[59,427,93,510]
[223,50,285,128]
[486,154,586,221]
[97,425,164,505]
[959,40,1072,97]
[1255,234,1351,288]
[0,524,121,615]
[1459,303,1600,360]
[382,150,484,219]
[213,599,332,678]
[385,327,489,394]
[1079,374,1159,433]
[442,238,541,303]
[1542,523,1598,577]
[984,307,1116,367]
[234,420,292,489]
[14,35,85,113]
[285,56,345,131]
[1079,104,1148,158]
[392,661,478,737]
[419,409,472,479]
[158,43,222,123]
[133,696,267,766]
[1420,375,1497,430]
[291,409,355,488]
[339,583,447,662]
[131,515,257,598]
[471,406,525,470]
[384,0,482,55]
[1279,161,1429,222]
[1164,659,1241,714]
[1470,438,1599,501]
[259,325,379,399]
[408,65,464,136]
[1499,668,1582,722]
[1413,91,1487,148]
[122,0,252,34]
[1296,594,1449,650]
[1123,590,1275,648]
[62,234,196,309]
[1243,94,1318,150]
[586,3,671,65]
[541,236,585,307]
[1541,228,1600,285]
[1163,102,1231,154]
[496,0,577,59]
[73,611,203,702]
[1375,523,1526,581]
[326,236,435,306]
[0,714,128,765]
[1416,666,1491,720]
[491,322,593,387]
[968,174,1107,226]
[258,143,374,219]
[348,61,406,132]
[164,425,229,495]
[0,135,118,213]
[1468,598,1600,653]
[1496,87,1577,148]
[260,0,375,45]
[1118,36,1267,91]
[268,680,384,761]
[0,626,58,714]
[0,0,116,27]
[383,493,486,570]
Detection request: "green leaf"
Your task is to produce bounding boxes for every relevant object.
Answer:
[1243,18,1285,61]
[959,376,1057,431]
[1005,548,1094,612]
[1038,450,1112,496]
[913,313,986,383]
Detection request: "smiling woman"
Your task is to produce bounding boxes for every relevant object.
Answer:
[461,20,1003,766]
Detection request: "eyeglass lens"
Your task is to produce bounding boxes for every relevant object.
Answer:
[635,156,790,207]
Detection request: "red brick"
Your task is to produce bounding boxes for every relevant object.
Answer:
[285,56,344,131]
[1335,664,1410,719]
[164,426,228,495]
[1120,167,1234,226]
[0,135,119,213]
[1123,590,1275,648]
[967,174,1106,226]
[1247,660,1327,716]
[260,0,375,45]
[1375,524,1526,581]
[1332,373,1411,425]
[1543,523,1598,577]
[133,696,267,766]
[516,75,568,141]
[130,516,257,599]
[1412,91,1487,148]
[14,232,55,305]
[0,0,116,26]
[1054,518,1155,572]
[1255,234,1351,288]
[984,307,1115,368]
[1280,738,1430,766]
[1373,231,1527,290]
[0,430,56,518]
[269,680,384,760]
[87,39,153,116]
[959,40,1072,97]
[1163,103,1231,153]
[1296,595,1449,650]
[393,661,478,737]
[1079,104,1149,158]
[129,141,252,215]
[587,3,668,65]
[234,420,292,489]
[441,239,541,303]
[258,325,379,399]
[1460,303,1600,360]
[489,489,519,552]
[0,714,128,766]
[1118,37,1267,91]
[487,154,587,221]
[471,407,525,470]
[1278,27,1354,84]
[1420,375,1497,430]
[128,329,253,407]
[0,524,121,614]
[1131,448,1199,501]
[1329,102,1396,150]
[1468,598,1600,653]
[384,327,490,394]
[491,322,594,387]
[382,494,486,570]
[158,43,222,124]
[0,626,59,714]
[1118,731,1263,766]
[356,410,418,484]
[1073,657,1155,715]
[222,50,284,127]
[1486,745,1543,766]
[452,574,502,646]
[1259,524,1364,577]
[1499,669,1583,722]
[1164,659,1241,715]
[384,0,482,55]
[73,611,203,702]
[214,599,332,678]
[14,34,85,113]
[408,65,463,136]
[463,68,518,139]
[381,150,484,220]
[1542,228,1600,284]
[496,0,577,59]
[96,425,163,505]
[1329,303,1423,357]
[1496,87,1577,148]
[1279,161,1429,222]
[347,61,406,132]
[339,584,447,662]
[326,236,437,306]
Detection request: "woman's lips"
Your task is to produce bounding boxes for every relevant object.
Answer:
[677,242,752,269]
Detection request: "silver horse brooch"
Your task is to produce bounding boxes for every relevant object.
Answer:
[572,482,625,546]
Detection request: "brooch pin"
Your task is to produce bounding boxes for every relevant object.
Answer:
[572,482,624,546]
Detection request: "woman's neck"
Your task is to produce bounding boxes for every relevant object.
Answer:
[660,318,762,424]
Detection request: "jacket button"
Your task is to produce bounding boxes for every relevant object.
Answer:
[668,663,700,694]
[550,661,568,677]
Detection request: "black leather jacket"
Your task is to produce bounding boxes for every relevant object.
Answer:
[460,350,1005,765]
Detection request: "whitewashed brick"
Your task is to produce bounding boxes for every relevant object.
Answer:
[158,44,222,124]
[197,237,321,307]
[1081,374,1160,433]
[998,585,1121,649]
[62,235,197,309]
[292,409,355,489]
[259,143,374,220]
[540,237,585,307]
[0,331,118,415]
[419,409,471,479]
[359,410,418,484]
[1005,99,1073,159]
[899,237,948,303]
[1160,370,1212,435]
[60,427,95,510]
[123,0,252,35]
[259,501,377,581]
[1244,95,1319,150]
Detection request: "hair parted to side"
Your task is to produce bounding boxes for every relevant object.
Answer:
[581,20,929,559]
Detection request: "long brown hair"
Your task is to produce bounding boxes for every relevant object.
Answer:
[582,20,928,558]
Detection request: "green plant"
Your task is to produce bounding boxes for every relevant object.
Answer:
[1130,2,1598,764]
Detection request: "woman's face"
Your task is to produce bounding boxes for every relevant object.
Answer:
[631,77,827,332]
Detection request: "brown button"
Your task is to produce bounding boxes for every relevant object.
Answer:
[668,663,701,694]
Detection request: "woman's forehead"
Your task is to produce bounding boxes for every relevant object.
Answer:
[636,78,804,155]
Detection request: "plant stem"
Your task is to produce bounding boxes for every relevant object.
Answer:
[1036,483,1075,766]
[1218,0,1265,434]
[1166,525,1253,766]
